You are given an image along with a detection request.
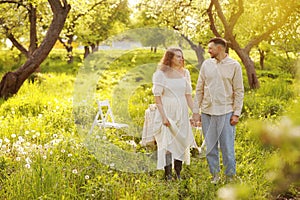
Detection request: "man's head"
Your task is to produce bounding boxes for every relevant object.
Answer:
[208,37,227,59]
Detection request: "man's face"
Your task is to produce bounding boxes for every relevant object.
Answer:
[208,42,220,58]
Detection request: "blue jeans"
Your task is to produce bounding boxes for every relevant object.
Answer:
[201,112,236,176]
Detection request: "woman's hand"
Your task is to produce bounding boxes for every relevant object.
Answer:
[162,117,170,127]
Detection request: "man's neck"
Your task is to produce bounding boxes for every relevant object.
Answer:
[215,52,227,63]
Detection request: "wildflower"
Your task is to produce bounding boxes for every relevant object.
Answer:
[18,136,24,143]
[68,153,72,157]
[53,134,58,138]
[61,149,66,153]
[11,134,16,138]
[50,151,53,155]
[43,155,47,160]
[25,157,32,164]
[16,157,21,161]
[85,175,90,180]
[25,130,30,135]
[36,132,40,137]
[25,163,31,169]
[72,169,78,174]
[4,138,10,143]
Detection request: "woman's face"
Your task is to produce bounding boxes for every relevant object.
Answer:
[171,51,183,67]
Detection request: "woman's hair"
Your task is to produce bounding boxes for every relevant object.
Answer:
[159,47,184,71]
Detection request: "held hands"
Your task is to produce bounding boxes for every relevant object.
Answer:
[191,113,202,127]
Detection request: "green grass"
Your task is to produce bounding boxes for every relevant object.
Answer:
[0,49,299,199]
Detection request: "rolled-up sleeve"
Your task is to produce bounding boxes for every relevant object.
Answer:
[232,64,244,116]
[185,69,192,94]
[152,70,164,96]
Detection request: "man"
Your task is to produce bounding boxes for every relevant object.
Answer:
[192,37,244,184]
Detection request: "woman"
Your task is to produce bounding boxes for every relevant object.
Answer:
[152,47,197,180]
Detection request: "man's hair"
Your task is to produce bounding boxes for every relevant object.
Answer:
[209,37,227,48]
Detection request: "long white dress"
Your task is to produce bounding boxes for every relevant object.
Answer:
[152,69,197,169]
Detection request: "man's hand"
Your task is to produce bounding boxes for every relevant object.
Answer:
[230,115,239,126]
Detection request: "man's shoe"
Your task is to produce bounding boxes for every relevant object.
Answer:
[225,175,234,183]
[211,174,220,184]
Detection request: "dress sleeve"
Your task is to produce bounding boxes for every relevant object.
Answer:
[152,70,164,96]
[185,69,192,94]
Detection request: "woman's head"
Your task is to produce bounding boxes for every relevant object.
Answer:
[159,47,184,71]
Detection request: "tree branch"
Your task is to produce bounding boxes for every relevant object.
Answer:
[211,0,229,29]
[244,5,299,53]
[228,0,244,30]
[2,25,29,56]
[207,1,222,37]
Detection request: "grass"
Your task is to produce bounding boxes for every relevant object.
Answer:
[0,49,299,199]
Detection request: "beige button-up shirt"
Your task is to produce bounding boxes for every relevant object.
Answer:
[193,56,244,116]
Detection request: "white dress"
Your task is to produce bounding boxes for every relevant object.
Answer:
[152,69,197,169]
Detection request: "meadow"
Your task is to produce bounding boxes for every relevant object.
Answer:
[0,48,299,199]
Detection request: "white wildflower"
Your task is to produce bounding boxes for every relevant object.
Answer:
[61,149,65,153]
[4,138,10,143]
[25,163,31,169]
[72,169,78,174]
[25,157,32,164]
[68,153,72,157]
[43,155,47,160]
[11,134,16,138]
[85,175,90,180]
[16,157,21,161]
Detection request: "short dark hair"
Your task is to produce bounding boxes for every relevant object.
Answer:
[209,37,227,48]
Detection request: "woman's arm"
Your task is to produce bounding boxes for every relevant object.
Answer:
[155,96,170,127]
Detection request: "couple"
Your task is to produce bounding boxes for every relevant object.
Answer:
[152,37,244,183]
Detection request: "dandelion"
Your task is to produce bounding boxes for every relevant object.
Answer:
[25,157,32,164]
[85,175,90,180]
[67,153,72,157]
[72,169,78,174]
[4,138,10,143]
[25,163,31,169]
[18,136,24,143]
[109,163,115,168]
[11,134,16,138]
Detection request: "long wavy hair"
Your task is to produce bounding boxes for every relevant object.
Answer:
[159,47,184,72]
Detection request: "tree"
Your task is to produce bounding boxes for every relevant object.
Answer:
[207,0,300,89]
[0,0,71,99]
[136,0,211,67]
[76,0,131,58]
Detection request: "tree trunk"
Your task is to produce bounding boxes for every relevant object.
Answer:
[235,48,260,89]
[84,46,90,58]
[258,49,265,70]
[0,0,71,99]
[181,34,205,69]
